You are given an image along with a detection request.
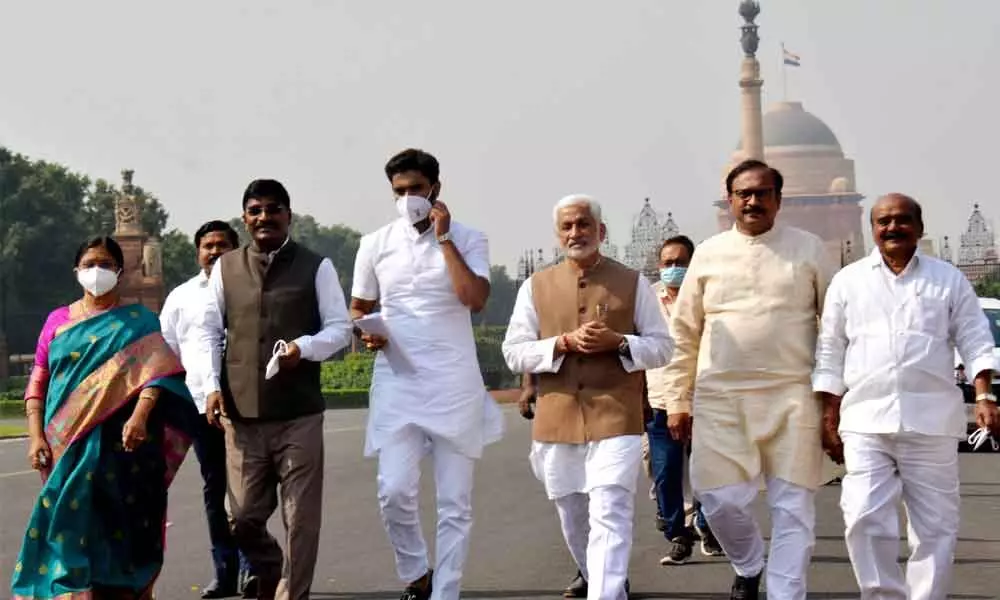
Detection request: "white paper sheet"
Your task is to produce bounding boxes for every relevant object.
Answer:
[353,313,415,374]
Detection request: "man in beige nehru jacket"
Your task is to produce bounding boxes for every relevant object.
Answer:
[660,160,835,600]
[503,194,673,600]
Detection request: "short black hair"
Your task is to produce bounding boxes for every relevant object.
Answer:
[385,148,440,184]
[659,234,695,260]
[725,159,784,197]
[194,220,240,249]
[242,179,290,208]
[74,236,125,270]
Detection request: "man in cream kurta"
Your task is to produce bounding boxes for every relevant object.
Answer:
[350,149,504,600]
[503,194,673,600]
[659,160,834,600]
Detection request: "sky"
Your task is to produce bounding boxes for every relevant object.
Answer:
[1,0,998,274]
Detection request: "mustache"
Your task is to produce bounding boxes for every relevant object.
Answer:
[253,221,278,230]
[882,232,907,240]
[743,207,764,215]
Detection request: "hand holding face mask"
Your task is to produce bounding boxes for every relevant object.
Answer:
[265,340,289,380]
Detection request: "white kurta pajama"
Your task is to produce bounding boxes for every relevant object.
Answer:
[503,274,673,600]
[813,249,997,600]
[659,225,834,599]
[352,218,504,600]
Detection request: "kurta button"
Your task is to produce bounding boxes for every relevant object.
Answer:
[578,306,586,314]
[578,280,587,288]
[578,382,584,390]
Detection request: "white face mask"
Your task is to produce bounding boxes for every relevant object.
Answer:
[265,340,288,380]
[395,194,432,225]
[76,267,119,297]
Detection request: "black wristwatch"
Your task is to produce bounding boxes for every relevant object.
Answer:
[617,336,631,358]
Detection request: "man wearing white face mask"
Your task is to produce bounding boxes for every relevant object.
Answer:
[350,148,504,600]
[645,235,724,566]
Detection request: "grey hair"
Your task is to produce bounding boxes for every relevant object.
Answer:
[553,194,603,225]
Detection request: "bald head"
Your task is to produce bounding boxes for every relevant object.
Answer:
[870,193,923,228]
[871,193,923,263]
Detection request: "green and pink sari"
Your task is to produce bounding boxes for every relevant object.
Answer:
[11,302,199,600]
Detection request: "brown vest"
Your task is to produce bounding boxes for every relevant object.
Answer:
[531,258,644,444]
[219,240,324,421]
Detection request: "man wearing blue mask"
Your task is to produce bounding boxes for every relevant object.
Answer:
[645,236,724,566]
[350,148,504,600]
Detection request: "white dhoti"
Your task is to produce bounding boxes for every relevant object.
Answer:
[840,432,959,600]
[530,435,642,600]
[377,425,477,600]
[697,477,815,599]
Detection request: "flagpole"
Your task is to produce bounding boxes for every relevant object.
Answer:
[781,42,788,101]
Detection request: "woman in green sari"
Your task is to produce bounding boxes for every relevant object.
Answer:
[11,236,199,600]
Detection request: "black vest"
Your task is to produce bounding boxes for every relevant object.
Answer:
[219,240,324,420]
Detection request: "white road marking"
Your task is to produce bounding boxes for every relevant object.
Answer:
[0,469,34,479]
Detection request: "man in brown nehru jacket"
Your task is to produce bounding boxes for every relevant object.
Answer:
[503,194,674,600]
[199,179,353,600]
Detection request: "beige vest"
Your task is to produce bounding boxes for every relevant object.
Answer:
[531,258,644,444]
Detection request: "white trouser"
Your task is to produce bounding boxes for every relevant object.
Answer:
[376,425,476,600]
[553,486,635,600]
[532,436,642,600]
[840,432,960,600]
[698,477,815,600]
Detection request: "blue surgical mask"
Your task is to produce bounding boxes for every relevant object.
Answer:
[659,266,687,287]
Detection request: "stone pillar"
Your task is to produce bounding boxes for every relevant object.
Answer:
[739,56,765,161]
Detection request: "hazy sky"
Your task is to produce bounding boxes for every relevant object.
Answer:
[2,0,998,273]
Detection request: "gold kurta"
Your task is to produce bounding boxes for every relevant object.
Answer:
[660,225,835,491]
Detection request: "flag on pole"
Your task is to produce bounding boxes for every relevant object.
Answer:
[782,45,801,67]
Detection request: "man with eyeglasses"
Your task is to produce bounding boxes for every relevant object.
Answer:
[200,179,353,600]
[659,160,835,599]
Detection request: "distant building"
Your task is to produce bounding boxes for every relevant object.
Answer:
[719,2,865,267]
[957,203,1000,282]
[114,170,165,312]
[622,199,679,280]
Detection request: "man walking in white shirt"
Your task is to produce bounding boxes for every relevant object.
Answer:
[160,220,255,598]
[350,148,504,600]
[503,194,674,599]
[814,193,999,600]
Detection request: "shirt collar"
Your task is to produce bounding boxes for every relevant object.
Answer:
[868,247,921,275]
[252,236,291,263]
[731,223,781,244]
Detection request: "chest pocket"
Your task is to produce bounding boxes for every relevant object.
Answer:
[909,294,949,338]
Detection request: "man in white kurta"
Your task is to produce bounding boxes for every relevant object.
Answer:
[350,149,503,600]
[660,160,834,600]
[503,195,673,600]
[813,193,999,600]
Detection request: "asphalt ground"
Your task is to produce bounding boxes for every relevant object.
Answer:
[1,407,999,599]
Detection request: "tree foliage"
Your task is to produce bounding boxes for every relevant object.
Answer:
[474,265,517,327]
[974,277,1000,299]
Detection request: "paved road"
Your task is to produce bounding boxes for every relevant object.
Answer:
[1,408,999,599]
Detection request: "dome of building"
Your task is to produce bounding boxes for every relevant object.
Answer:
[736,101,841,151]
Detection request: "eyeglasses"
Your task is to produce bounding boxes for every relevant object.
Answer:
[732,187,774,200]
[245,204,286,217]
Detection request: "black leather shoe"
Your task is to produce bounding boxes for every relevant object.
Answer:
[400,569,433,600]
[563,570,587,598]
[730,572,762,600]
[240,575,259,599]
[202,578,239,599]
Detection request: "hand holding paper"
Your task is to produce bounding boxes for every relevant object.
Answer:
[353,313,415,374]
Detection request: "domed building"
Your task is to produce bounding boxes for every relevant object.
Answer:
[715,101,866,265]
[720,3,865,267]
